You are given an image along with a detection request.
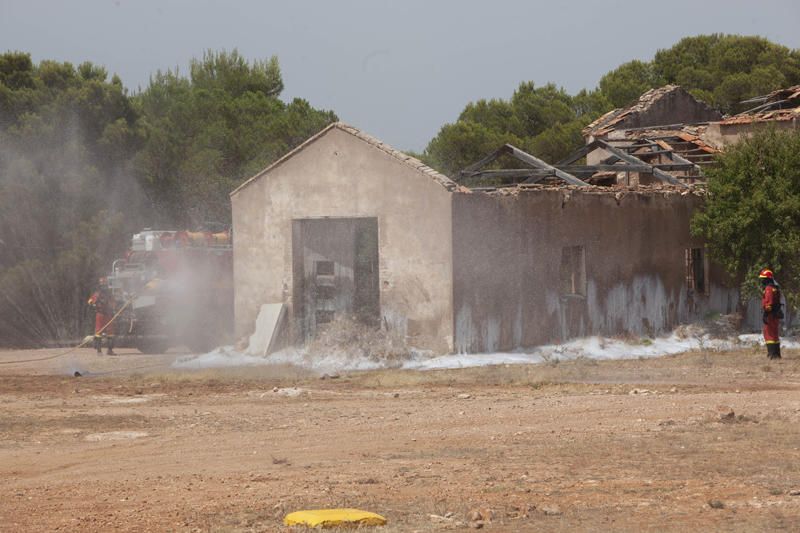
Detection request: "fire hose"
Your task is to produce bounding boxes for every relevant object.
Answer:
[0,295,137,365]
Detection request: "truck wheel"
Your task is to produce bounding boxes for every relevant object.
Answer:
[187,336,215,354]
[135,339,170,354]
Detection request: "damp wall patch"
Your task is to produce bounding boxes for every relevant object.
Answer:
[452,188,738,352]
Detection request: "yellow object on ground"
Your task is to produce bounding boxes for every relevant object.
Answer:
[284,508,387,528]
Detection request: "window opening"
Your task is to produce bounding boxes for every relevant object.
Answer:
[560,245,586,297]
[315,260,334,276]
[315,310,335,325]
[685,247,707,294]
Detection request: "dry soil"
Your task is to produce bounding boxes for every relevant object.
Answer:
[1,346,800,531]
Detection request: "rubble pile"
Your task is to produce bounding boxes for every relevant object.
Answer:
[307,316,410,367]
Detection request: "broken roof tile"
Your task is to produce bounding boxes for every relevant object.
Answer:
[721,84,800,125]
[583,85,720,137]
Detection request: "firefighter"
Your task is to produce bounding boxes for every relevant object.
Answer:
[87,277,116,355]
[759,268,783,360]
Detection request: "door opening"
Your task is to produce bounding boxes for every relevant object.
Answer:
[291,218,379,340]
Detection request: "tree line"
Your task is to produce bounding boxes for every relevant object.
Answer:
[421,34,800,177]
[0,50,336,345]
[1,34,799,345]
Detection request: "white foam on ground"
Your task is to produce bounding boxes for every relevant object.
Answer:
[173,332,799,373]
[173,345,388,373]
[174,346,278,369]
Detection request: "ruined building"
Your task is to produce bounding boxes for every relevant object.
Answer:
[231,85,799,354]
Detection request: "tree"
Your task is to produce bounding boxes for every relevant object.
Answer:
[424,120,525,178]
[599,60,663,108]
[422,83,608,178]
[421,34,800,180]
[0,52,143,345]
[653,34,800,113]
[691,128,800,306]
[134,49,337,227]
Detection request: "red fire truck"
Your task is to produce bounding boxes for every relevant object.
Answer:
[107,229,233,353]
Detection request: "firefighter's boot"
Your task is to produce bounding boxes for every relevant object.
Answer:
[94,336,102,354]
[106,336,116,356]
[767,343,781,360]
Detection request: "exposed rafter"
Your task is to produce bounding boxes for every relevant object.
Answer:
[458,144,590,187]
[460,135,710,189]
[593,139,687,187]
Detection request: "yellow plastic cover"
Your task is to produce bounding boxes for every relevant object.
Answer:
[283,508,387,528]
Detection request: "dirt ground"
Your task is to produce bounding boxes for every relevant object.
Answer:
[2,346,800,532]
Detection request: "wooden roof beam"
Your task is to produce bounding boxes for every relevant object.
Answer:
[504,144,590,186]
[594,139,687,187]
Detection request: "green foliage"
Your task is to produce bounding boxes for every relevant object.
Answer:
[594,35,798,116]
[422,34,800,180]
[424,121,525,178]
[423,83,605,178]
[0,212,129,345]
[599,60,663,108]
[0,49,335,345]
[509,82,575,138]
[595,35,800,112]
[2,35,799,344]
[134,49,336,226]
[691,128,800,306]
[653,35,800,113]
[0,51,142,345]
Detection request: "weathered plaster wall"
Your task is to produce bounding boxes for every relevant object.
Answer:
[614,89,722,131]
[703,119,798,148]
[452,188,738,352]
[231,127,454,352]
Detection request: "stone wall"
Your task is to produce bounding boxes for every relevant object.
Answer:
[702,118,798,148]
[231,126,455,352]
[452,187,738,352]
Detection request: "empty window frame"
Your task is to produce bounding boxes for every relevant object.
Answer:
[560,245,586,297]
[315,310,335,325]
[315,260,335,276]
[685,247,708,294]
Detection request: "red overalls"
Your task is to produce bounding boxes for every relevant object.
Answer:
[88,289,115,337]
[762,284,780,358]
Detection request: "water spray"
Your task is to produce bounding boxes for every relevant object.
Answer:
[0,293,137,365]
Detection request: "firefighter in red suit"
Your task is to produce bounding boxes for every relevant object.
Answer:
[88,277,116,355]
[759,268,782,360]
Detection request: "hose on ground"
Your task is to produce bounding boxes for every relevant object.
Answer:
[0,296,135,365]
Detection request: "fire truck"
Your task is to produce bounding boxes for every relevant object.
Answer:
[107,229,233,353]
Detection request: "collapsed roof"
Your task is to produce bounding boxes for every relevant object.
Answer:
[720,84,800,125]
[600,125,720,171]
[457,140,692,190]
[583,85,722,138]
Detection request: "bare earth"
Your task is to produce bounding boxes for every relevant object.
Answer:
[1,346,800,532]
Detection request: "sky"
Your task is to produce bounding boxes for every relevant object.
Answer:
[1,0,799,151]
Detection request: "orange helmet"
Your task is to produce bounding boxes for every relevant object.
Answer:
[758,268,774,279]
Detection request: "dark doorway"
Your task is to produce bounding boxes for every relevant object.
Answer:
[291,218,379,340]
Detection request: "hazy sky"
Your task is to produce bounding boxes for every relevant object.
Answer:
[2,0,799,151]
